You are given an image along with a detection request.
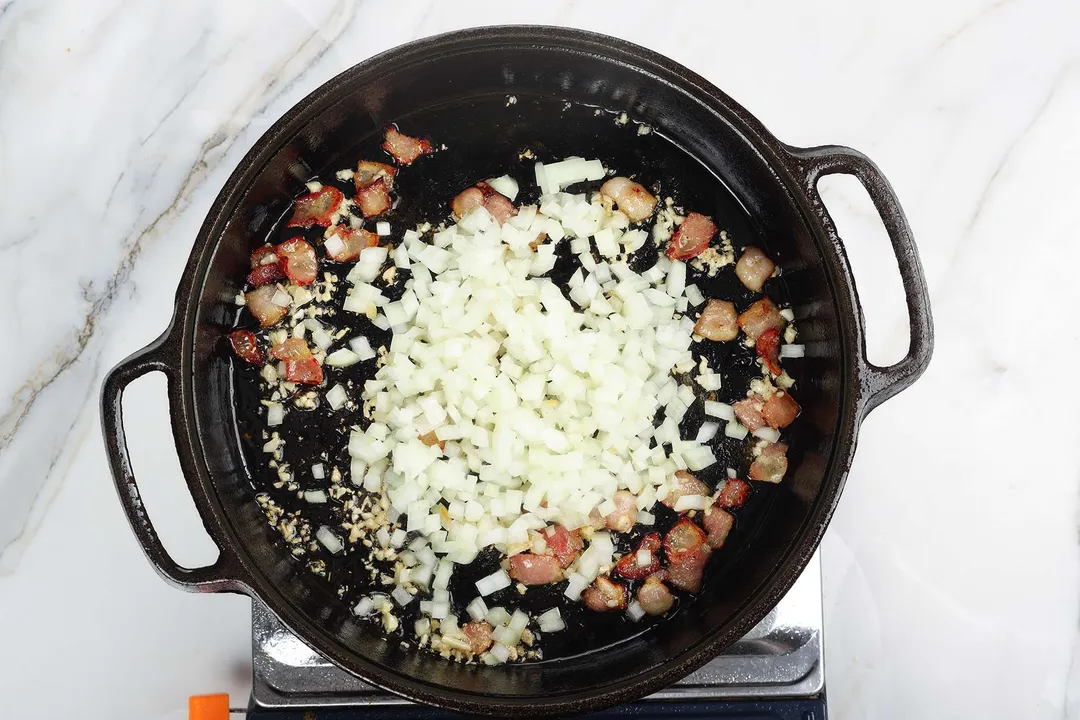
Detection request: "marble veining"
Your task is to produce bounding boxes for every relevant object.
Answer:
[1,1,1078,718]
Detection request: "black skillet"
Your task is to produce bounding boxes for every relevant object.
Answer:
[101,26,933,717]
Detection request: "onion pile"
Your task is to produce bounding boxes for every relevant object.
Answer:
[347,163,714,557]
[340,160,728,661]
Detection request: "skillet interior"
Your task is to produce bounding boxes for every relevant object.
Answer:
[187,30,850,711]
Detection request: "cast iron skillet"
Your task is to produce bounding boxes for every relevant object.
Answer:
[101,26,932,716]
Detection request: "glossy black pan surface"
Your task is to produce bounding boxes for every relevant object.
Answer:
[101,26,932,716]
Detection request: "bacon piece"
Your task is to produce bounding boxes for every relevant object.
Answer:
[666,212,717,260]
[756,327,782,375]
[285,357,323,385]
[287,186,343,228]
[693,299,738,341]
[450,187,483,219]
[508,553,564,585]
[665,519,709,557]
[269,338,323,384]
[662,471,710,510]
[270,337,312,361]
[733,398,766,432]
[382,126,433,165]
[603,490,639,533]
[463,621,494,655]
[356,179,392,218]
[479,189,517,225]
[716,478,750,508]
[762,392,799,429]
[245,285,289,327]
[666,545,710,593]
[325,225,379,262]
[450,182,516,225]
[735,246,776,292]
[248,246,283,285]
[664,518,711,592]
[582,576,627,612]
[544,525,583,569]
[228,330,264,365]
[737,298,784,342]
[749,442,789,483]
[636,576,675,615]
[599,176,657,223]
[614,533,661,580]
[247,263,285,287]
[354,161,396,191]
[703,508,734,549]
[275,238,318,286]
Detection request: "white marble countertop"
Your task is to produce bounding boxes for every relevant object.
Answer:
[2,1,1078,718]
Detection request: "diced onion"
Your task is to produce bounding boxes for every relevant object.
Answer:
[326,384,347,411]
[376,221,391,236]
[508,609,529,634]
[704,401,735,421]
[725,421,749,440]
[316,526,344,554]
[536,157,605,194]
[466,596,489,622]
[266,403,284,427]
[666,261,686,298]
[392,586,414,606]
[753,427,781,443]
[325,234,347,258]
[537,607,565,632]
[312,463,325,479]
[695,422,719,443]
[486,606,511,627]
[626,601,646,622]
[564,573,589,601]
[696,373,723,391]
[488,175,520,201]
[271,289,292,307]
[348,336,377,360]
[311,328,333,351]
[303,490,327,503]
[674,494,711,511]
[493,625,518,645]
[780,344,805,358]
[476,570,511,596]
[326,349,360,367]
[683,446,717,472]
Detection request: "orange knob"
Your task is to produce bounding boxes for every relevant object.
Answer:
[189,693,230,720]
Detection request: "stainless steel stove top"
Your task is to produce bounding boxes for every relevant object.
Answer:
[250,552,823,710]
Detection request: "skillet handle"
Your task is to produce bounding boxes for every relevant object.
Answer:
[100,329,245,593]
[785,144,934,415]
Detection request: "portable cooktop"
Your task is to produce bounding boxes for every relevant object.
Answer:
[239,552,825,718]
